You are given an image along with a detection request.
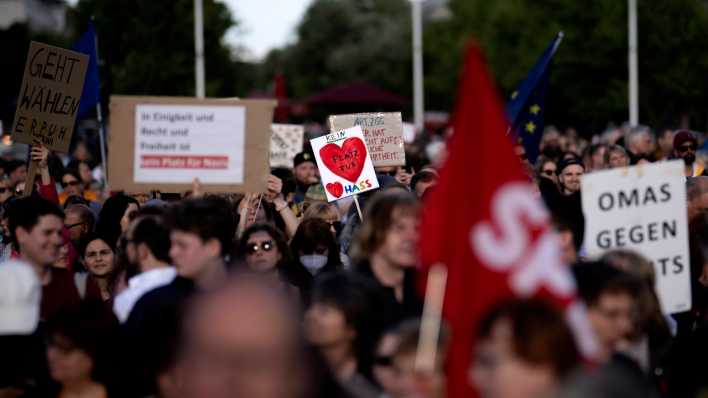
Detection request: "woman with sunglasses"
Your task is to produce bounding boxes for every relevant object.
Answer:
[535,156,558,185]
[237,223,298,293]
[59,169,99,206]
[302,202,351,267]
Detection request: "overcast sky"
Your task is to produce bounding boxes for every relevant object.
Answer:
[223,0,314,61]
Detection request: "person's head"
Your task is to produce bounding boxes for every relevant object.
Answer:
[602,250,668,343]
[535,156,558,184]
[410,169,439,197]
[626,126,653,156]
[238,223,290,274]
[0,176,14,204]
[64,204,94,246]
[588,143,607,171]
[372,328,400,395]
[305,271,383,378]
[290,218,341,275]
[293,151,318,188]
[46,302,117,387]
[54,228,77,270]
[391,319,449,398]
[7,197,64,267]
[302,202,342,236]
[351,190,420,268]
[176,275,308,398]
[96,194,140,248]
[470,299,579,398]
[61,169,84,198]
[687,176,708,222]
[80,235,115,279]
[550,208,584,265]
[65,160,94,186]
[556,156,584,195]
[167,197,234,280]
[657,129,675,155]
[673,129,699,166]
[6,160,27,188]
[572,261,641,361]
[127,215,172,273]
[605,145,630,168]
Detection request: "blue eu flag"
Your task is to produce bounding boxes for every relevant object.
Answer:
[506,32,563,164]
[71,20,101,118]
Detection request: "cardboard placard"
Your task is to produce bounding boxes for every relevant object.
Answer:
[270,124,304,168]
[108,96,275,193]
[12,41,89,153]
[328,112,405,167]
[311,125,379,202]
[581,160,691,314]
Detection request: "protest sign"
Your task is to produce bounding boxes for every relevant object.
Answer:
[270,124,304,168]
[311,125,379,202]
[582,160,691,314]
[328,112,405,167]
[108,96,275,193]
[402,122,416,144]
[12,41,89,153]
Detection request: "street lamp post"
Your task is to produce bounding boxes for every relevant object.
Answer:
[411,0,424,133]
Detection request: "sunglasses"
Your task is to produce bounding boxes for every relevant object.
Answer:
[65,221,86,230]
[678,144,696,153]
[246,240,274,254]
[542,169,555,176]
[61,180,81,188]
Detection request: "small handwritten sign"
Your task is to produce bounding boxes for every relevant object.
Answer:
[328,112,405,167]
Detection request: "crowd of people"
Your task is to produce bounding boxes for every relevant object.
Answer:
[0,122,706,398]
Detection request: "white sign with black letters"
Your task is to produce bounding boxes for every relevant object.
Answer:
[582,160,691,314]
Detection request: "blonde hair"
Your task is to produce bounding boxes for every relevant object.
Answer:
[302,202,340,222]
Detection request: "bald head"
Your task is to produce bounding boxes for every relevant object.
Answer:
[177,275,307,398]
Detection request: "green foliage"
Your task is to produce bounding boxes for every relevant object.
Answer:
[69,0,256,98]
[424,0,708,134]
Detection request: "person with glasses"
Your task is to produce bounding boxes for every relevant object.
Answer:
[673,130,706,177]
[64,204,95,249]
[535,156,558,185]
[237,223,295,294]
[59,169,98,206]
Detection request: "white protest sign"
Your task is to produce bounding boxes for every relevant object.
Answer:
[310,125,379,202]
[134,104,245,184]
[328,112,405,167]
[582,160,691,314]
[402,122,416,144]
[270,124,304,168]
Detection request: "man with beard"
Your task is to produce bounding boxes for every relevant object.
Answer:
[292,151,320,204]
[673,130,707,177]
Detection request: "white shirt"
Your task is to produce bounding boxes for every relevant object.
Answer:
[113,267,177,323]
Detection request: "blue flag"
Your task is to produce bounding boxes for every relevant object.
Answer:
[506,32,563,164]
[71,20,101,118]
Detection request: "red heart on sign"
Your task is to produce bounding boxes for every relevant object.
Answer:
[326,182,344,198]
[319,137,367,183]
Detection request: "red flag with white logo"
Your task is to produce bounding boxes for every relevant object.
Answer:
[418,43,596,397]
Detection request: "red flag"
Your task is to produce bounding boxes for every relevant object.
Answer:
[418,42,596,397]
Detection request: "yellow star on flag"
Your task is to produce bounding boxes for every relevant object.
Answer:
[529,104,541,115]
[511,91,518,99]
[525,121,536,134]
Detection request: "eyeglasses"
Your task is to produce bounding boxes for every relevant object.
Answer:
[677,144,696,153]
[64,222,85,230]
[61,180,81,188]
[542,169,555,176]
[246,240,274,254]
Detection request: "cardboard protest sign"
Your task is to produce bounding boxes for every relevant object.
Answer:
[311,125,379,202]
[270,124,304,168]
[582,160,691,314]
[12,41,89,153]
[328,112,405,167]
[109,96,275,193]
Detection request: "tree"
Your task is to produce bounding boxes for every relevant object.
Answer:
[68,0,257,99]
[423,0,708,134]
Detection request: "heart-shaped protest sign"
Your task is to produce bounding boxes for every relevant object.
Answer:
[319,137,367,183]
[326,182,343,198]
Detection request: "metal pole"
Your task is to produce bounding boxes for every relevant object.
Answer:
[411,0,424,133]
[91,20,109,188]
[194,0,206,98]
[628,0,638,126]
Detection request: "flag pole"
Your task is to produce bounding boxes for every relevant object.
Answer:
[91,20,109,189]
[411,0,424,133]
[194,0,206,98]
[415,263,448,373]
